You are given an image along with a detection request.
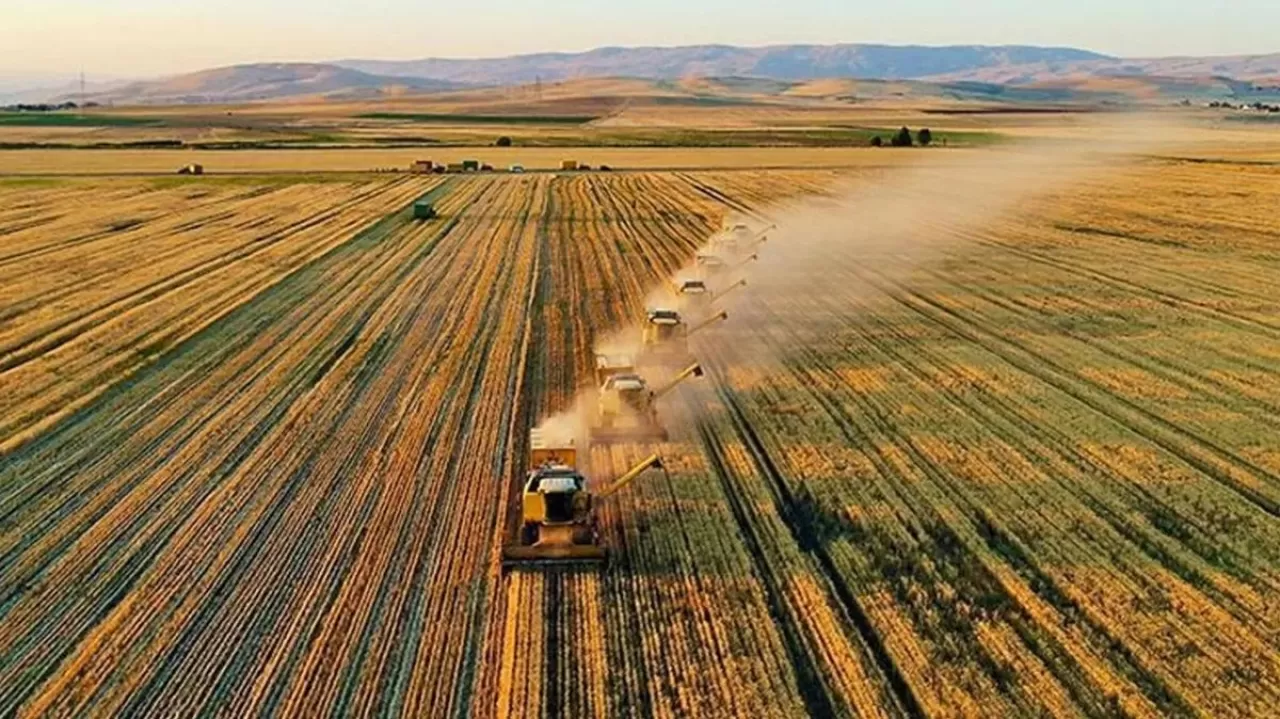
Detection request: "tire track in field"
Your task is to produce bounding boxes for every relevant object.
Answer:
[752,289,1241,715]
[854,270,1280,518]
[0,180,405,371]
[695,341,922,719]
[834,284,1278,597]
[967,232,1280,342]
[0,179,437,451]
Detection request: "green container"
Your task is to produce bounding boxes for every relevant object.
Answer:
[462,159,480,171]
[413,201,437,220]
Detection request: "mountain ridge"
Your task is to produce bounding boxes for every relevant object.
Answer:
[337,43,1111,84]
[17,43,1280,106]
[66,63,463,105]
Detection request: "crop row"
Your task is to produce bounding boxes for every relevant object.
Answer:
[3,163,1276,716]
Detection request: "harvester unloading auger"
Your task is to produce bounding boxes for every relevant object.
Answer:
[591,362,704,443]
[710,279,747,304]
[502,429,667,568]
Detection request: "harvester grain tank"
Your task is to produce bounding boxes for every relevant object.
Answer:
[591,362,704,443]
[595,354,637,386]
[503,430,666,567]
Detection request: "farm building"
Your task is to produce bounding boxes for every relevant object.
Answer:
[445,163,466,173]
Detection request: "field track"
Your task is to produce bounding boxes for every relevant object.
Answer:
[1,164,1278,716]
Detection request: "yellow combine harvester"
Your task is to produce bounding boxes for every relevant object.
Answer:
[502,429,666,567]
[591,362,703,443]
[677,278,748,315]
[640,308,727,362]
[712,222,774,255]
[697,252,758,278]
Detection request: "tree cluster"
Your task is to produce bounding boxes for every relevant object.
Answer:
[2,101,97,112]
[870,127,936,147]
[1208,101,1280,113]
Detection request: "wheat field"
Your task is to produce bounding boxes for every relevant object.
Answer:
[1,153,1278,716]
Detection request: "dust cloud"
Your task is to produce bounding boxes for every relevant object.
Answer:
[675,112,1192,422]
[538,113,1192,442]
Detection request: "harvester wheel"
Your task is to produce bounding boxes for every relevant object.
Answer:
[520,523,538,546]
[572,525,596,545]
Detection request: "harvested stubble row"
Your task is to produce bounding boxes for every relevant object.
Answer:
[1,163,1278,718]
[683,161,1280,717]
[0,176,437,450]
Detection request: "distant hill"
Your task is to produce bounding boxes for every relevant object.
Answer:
[19,44,1280,107]
[338,44,1110,85]
[922,53,1280,85]
[73,63,464,105]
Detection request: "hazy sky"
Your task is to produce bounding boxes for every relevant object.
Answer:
[5,0,1277,78]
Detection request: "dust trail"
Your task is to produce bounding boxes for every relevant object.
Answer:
[530,395,592,452]
[536,114,1191,440]
[671,113,1194,422]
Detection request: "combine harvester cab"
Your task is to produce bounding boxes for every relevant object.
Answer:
[591,362,704,444]
[503,429,666,569]
[675,278,710,310]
